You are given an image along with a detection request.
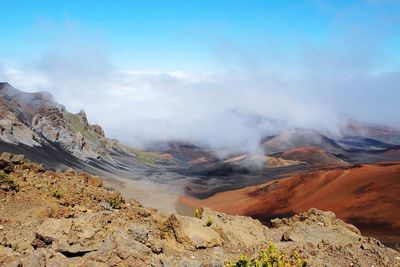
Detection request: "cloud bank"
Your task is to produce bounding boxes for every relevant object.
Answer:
[2,56,399,155]
[1,4,400,155]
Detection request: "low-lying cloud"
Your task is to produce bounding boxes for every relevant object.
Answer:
[2,59,399,155]
[1,8,400,155]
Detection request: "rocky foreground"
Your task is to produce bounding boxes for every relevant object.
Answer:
[0,153,399,266]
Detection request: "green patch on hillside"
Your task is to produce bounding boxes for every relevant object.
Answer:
[128,147,177,165]
[65,112,102,143]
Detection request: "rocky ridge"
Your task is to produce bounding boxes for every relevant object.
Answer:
[0,153,399,266]
[0,82,141,162]
[0,82,179,188]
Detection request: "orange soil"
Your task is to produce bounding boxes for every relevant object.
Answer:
[180,162,400,243]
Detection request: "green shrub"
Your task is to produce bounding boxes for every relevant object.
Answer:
[227,255,249,267]
[107,198,121,209]
[226,241,307,267]
[52,189,64,199]
[194,208,203,219]
[0,173,19,192]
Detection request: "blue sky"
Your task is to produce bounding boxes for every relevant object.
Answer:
[1,0,399,72]
[1,1,400,149]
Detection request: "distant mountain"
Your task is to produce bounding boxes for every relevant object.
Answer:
[279,146,348,166]
[261,128,343,154]
[147,141,217,164]
[341,120,400,144]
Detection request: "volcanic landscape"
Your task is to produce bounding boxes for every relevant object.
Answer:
[1,82,400,250]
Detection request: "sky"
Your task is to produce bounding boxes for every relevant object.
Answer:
[0,0,400,153]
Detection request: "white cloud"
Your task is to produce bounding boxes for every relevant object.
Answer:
[2,49,400,155]
[1,11,399,154]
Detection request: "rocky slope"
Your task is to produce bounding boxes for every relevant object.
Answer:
[0,82,186,201]
[0,153,399,266]
[0,82,107,160]
[0,82,175,171]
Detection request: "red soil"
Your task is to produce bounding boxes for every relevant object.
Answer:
[180,162,400,244]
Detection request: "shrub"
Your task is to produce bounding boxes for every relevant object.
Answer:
[194,208,203,219]
[206,216,213,227]
[227,255,249,267]
[0,173,19,192]
[52,189,64,199]
[107,198,121,209]
[226,241,307,267]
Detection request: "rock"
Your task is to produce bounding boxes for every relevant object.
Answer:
[65,167,75,173]
[344,223,361,236]
[128,223,150,243]
[281,231,292,242]
[35,217,99,255]
[162,256,202,267]
[165,214,223,250]
[100,201,113,211]
[201,208,269,248]
[271,218,283,228]
[0,225,3,230]
[26,249,47,267]
[87,175,103,187]
[113,229,152,260]
[90,124,105,138]
[10,154,24,164]
[0,152,12,161]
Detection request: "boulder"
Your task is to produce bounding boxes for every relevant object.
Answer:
[165,214,223,250]
[34,216,99,256]
[201,208,270,248]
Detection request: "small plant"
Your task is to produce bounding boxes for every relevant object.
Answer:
[107,198,121,209]
[52,189,64,199]
[226,241,307,267]
[228,255,249,267]
[194,208,203,219]
[206,216,213,227]
[0,173,19,192]
[294,251,306,267]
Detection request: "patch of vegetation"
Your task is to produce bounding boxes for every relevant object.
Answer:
[0,173,19,192]
[65,112,99,142]
[52,189,64,199]
[194,208,203,219]
[206,216,213,227]
[128,148,176,165]
[226,241,307,267]
[107,198,122,209]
